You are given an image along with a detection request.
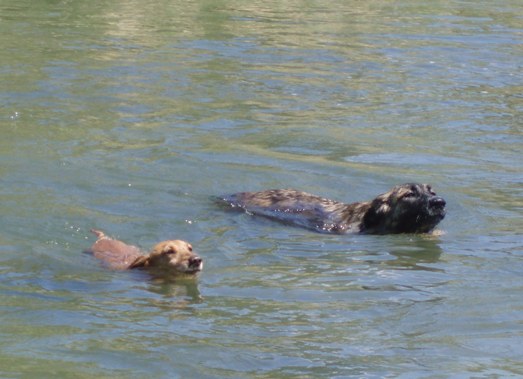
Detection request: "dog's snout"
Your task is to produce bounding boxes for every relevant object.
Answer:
[189,256,202,267]
[429,196,446,209]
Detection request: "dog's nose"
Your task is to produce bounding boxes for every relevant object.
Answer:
[429,196,446,209]
[189,257,202,267]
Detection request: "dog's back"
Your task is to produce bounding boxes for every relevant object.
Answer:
[87,229,143,270]
[221,189,355,233]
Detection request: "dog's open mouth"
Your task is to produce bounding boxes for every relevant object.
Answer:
[186,266,202,274]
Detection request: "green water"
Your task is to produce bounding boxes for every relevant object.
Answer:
[1,0,522,377]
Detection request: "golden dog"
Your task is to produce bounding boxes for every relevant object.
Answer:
[87,229,203,274]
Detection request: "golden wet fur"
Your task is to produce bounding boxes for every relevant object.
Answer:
[87,229,203,274]
[220,183,446,234]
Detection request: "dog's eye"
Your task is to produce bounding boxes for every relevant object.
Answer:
[187,244,193,252]
[403,191,416,198]
[427,185,436,195]
[165,248,177,255]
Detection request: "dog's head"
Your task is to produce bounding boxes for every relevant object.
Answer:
[362,183,446,234]
[129,240,203,274]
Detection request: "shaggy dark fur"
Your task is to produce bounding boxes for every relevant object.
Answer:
[219,183,446,234]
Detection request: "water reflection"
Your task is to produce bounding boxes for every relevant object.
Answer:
[386,235,444,270]
[146,275,203,302]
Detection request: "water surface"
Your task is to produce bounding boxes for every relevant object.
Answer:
[1,0,522,377]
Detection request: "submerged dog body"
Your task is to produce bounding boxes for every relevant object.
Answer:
[220,183,446,234]
[87,229,203,274]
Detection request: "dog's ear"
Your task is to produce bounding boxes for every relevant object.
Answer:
[128,255,150,269]
[362,195,390,231]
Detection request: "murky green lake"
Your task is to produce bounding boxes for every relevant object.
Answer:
[1,0,522,377]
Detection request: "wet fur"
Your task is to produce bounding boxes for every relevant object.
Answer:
[87,229,203,274]
[220,183,446,234]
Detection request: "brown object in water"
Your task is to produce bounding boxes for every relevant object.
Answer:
[87,229,203,274]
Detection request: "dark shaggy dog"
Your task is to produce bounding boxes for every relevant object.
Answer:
[219,183,446,234]
[86,229,203,274]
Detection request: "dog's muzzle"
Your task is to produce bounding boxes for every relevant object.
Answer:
[188,256,203,272]
[428,196,446,218]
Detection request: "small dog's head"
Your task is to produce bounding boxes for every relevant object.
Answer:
[129,240,203,274]
[363,183,446,234]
